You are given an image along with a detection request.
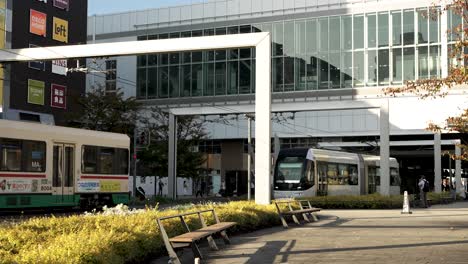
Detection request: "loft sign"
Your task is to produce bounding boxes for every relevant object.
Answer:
[53,17,68,43]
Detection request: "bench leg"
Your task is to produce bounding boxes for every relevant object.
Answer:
[279,214,289,228]
[207,235,219,250]
[292,214,301,225]
[302,213,311,222]
[166,244,182,264]
[220,230,231,245]
[191,243,203,260]
[310,213,319,222]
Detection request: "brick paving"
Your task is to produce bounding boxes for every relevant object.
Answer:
[152,202,468,264]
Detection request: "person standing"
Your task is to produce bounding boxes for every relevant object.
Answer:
[158,178,164,196]
[418,175,429,208]
[183,180,188,196]
[201,180,206,197]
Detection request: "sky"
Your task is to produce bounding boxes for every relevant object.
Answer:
[88,0,205,15]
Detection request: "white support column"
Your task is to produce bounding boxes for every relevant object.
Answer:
[254,33,272,205]
[379,99,390,196]
[455,145,465,198]
[434,133,442,193]
[168,113,177,200]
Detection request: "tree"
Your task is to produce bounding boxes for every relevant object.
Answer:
[68,85,141,135]
[385,1,468,160]
[137,106,206,179]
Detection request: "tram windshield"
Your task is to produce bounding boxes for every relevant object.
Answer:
[274,156,314,191]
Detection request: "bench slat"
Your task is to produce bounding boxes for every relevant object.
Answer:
[282,208,321,215]
[169,222,236,243]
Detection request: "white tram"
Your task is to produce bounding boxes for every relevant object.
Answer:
[0,119,130,209]
[274,148,400,198]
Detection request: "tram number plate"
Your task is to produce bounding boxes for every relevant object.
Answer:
[41,185,52,191]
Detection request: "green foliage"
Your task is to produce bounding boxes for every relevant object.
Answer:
[0,201,280,264]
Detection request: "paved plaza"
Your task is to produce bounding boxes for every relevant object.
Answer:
[153,202,468,264]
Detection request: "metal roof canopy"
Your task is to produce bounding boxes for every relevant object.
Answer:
[0,32,394,202]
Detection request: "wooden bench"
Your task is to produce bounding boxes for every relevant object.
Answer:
[274,200,321,228]
[156,209,236,264]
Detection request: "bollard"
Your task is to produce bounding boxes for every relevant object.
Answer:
[401,191,412,214]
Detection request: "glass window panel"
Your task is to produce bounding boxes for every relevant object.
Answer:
[429,7,439,43]
[392,48,403,83]
[449,10,462,41]
[319,18,328,52]
[228,26,239,34]
[239,60,252,94]
[273,22,284,56]
[137,55,147,67]
[181,31,191,38]
[169,32,180,39]
[117,149,129,175]
[228,61,238,95]
[183,52,191,64]
[23,140,46,172]
[418,46,429,79]
[192,30,203,37]
[306,56,318,90]
[160,53,169,65]
[158,66,169,98]
[191,63,202,96]
[429,45,440,78]
[329,17,340,51]
[82,146,97,174]
[342,52,353,88]
[240,25,251,33]
[147,67,157,98]
[284,57,294,91]
[295,57,306,91]
[367,50,377,86]
[306,19,317,54]
[354,15,364,49]
[204,28,214,36]
[170,53,180,64]
[240,48,251,59]
[252,24,262,33]
[418,8,429,44]
[148,54,158,66]
[192,51,202,62]
[319,53,329,89]
[284,21,295,56]
[159,33,168,39]
[229,49,239,60]
[403,10,415,45]
[215,49,226,61]
[341,16,352,50]
[137,68,147,99]
[273,57,284,92]
[204,63,215,96]
[378,49,390,85]
[330,52,340,88]
[215,27,226,35]
[137,36,147,41]
[148,35,158,40]
[368,14,377,48]
[251,60,255,93]
[98,148,114,174]
[353,51,364,86]
[392,11,402,46]
[378,13,389,47]
[215,62,226,95]
[0,140,21,171]
[403,47,415,81]
[295,21,306,55]
[169,66,180,97]
[181,65,191,97]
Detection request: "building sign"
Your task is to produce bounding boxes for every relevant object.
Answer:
[52,59,67,75]
[77,181,100,192]
[28,79,45,105]
[100,181,121,192]
[53,17,68,43]
[30,9,47,37]
[28,44,45,71]
[50,84,66,109]
[36,0,47,3]
[53,0,69,10]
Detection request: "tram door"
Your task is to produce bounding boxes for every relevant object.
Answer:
[53,144,75,204]
[317,162,328,196]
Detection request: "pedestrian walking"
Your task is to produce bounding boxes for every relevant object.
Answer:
[418,175,429,208]
[200,180,206,197]
[158,178,164,196]
[183,180,188,196]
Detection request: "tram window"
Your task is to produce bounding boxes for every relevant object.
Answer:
[82,146,129,175]
[326,162,358,185]
[390,168,400,186]
[0,139,21,171]
[23,141,46,172]
[0,138,45,172]
[98,148,114,174]
[83,146,98,173]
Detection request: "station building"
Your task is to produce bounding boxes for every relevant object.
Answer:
[87,0,468,195]
[0,0,87,125]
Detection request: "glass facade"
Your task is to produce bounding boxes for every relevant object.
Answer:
[136,7,442,99]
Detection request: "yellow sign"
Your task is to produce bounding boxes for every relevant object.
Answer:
[100,181,121,192]
[53,17,68,43]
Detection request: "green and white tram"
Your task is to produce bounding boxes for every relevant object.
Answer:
[274,148,400,198]
[0,119,130,209]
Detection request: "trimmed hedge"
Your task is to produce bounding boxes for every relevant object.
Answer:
[0,202,281,264]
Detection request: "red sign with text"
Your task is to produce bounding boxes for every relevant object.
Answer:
[30,9,47,37]
[50,84,66,109]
